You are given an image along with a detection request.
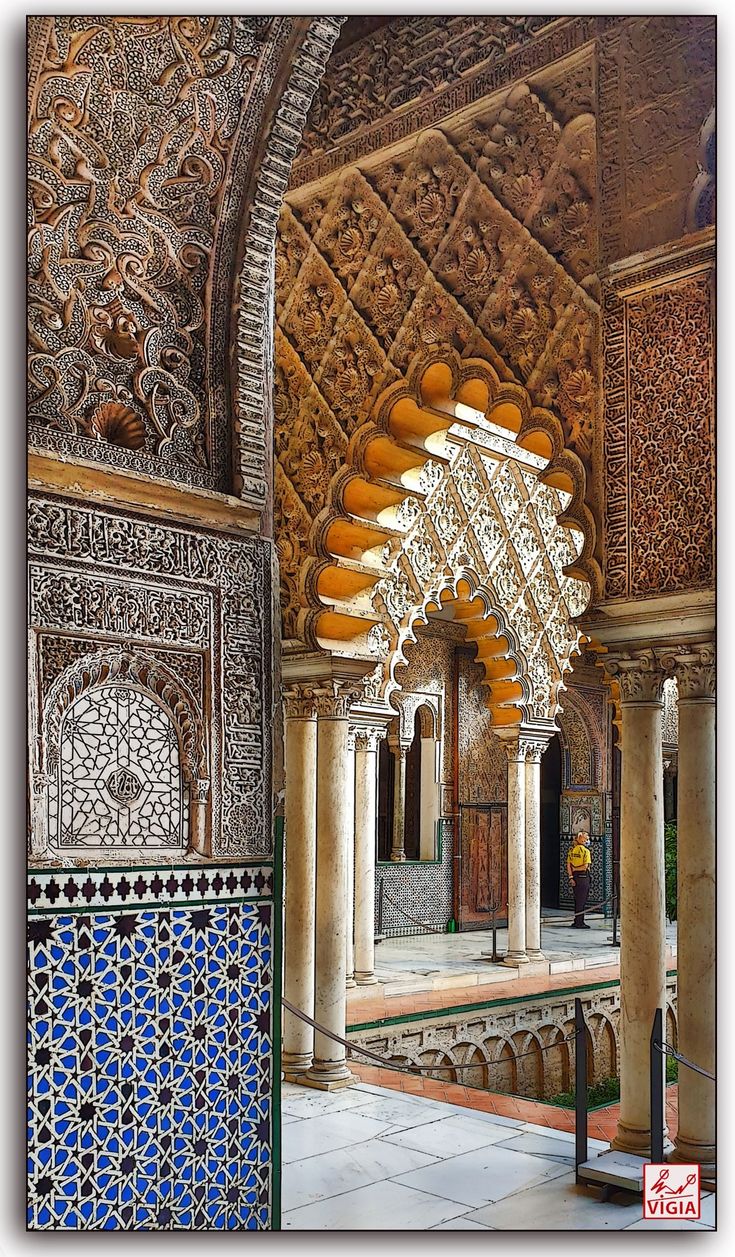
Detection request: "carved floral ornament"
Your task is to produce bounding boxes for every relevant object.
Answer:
[27,14,343,507]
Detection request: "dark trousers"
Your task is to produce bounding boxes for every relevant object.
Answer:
[572,872,590,926]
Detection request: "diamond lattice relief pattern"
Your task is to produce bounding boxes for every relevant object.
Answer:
[50,687,186,851]
[27,903,273,1230]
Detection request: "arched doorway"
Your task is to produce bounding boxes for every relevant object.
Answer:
[541,734,562,908]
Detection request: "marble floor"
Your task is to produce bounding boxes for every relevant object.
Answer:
[371,918,677,990]
[281,1078,713,1231]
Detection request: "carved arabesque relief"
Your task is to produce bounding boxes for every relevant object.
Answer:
[368,440,589,724]
[28,495,272,858]
[27,14,343,509]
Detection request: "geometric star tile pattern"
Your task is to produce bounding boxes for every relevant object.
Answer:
[28,903,273,1230]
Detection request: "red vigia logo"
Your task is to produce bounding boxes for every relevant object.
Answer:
[643,1164,701,1220]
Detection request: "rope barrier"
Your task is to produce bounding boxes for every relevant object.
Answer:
[381,883,618,936]
[653,1040,715,1082]
[283,996,577,1074]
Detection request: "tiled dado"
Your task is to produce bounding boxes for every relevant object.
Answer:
[27,864,274,914]
[27,868,277,1231]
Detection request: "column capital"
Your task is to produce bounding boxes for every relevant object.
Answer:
[495,727,552,763]
[600,648,666,704]
[520,734,552,763]
[658,643,715,701]
[387,733,409,757]
[191,778,210,802]
[283,683,319,720]
[314,678,364,720]
[353,725,385,753]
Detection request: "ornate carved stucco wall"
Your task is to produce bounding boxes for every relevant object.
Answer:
[26,14,343,1231]
[28,14,343,512]
[596,15,715,605]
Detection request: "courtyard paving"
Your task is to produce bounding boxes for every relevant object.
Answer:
[281,1079,713,1231]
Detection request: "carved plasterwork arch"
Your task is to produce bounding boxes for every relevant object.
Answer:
[293,349,593,726]
[43,648,206,783]
[557,685,605,789]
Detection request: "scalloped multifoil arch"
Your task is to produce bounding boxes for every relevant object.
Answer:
[295,347,598,725]
[43,648,206,782]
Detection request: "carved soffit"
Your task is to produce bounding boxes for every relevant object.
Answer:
[274,111,605,642]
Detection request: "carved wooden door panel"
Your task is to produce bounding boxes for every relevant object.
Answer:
[457,803,508,930]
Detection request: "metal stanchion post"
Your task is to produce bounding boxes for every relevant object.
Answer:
[650,1008,664,1165]
[575,996,588,1183]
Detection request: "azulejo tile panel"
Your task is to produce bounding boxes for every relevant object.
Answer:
[28,900,274,1230]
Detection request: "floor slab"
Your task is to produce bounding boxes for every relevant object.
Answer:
[392,1144,569,1209]
[282,1138,439,1212]
[283,1179,469,1231]
[465,1174,646,1230]
[383,1112,514,1158]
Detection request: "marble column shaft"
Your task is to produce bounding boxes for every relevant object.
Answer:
[282,690,317,1078]
[524,741,548,960]
[305,686,357,1089]
[390,739,407,862]
[345,732,356,987]
[607,651,668,1157]
[502,738,528,966]
[666,646,715,1178]
[353,727,383,985]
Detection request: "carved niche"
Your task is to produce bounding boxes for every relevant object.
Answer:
[28,495,273,859]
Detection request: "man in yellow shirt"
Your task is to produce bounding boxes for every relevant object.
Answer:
[566,831,592,929]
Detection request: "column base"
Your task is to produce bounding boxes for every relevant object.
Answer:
[346,976,356,989]
[355,972,378,985]
[611,1121,673,1159]
[302,1062,356,1092]
[526,949,546,961]
[503,950,529,966]
[390,853,406,863]
[670,1138,716,1182]
[282,1050,313,1083]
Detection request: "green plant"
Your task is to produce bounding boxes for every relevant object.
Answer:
[664,821,677,922]
[549,1075,621,1110]
[550,1062,677,1110]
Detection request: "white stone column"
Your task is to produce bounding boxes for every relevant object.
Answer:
[605,650,668,1156]
[419,736,440,859]
[389,737,407,862]
[345,729,356,989]
[353,725,384,985]
[524,738,549,961]
[282,686,318,1080]
[305,681,359,1090]
[665,646,715,1179]
[499,733,529,966]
